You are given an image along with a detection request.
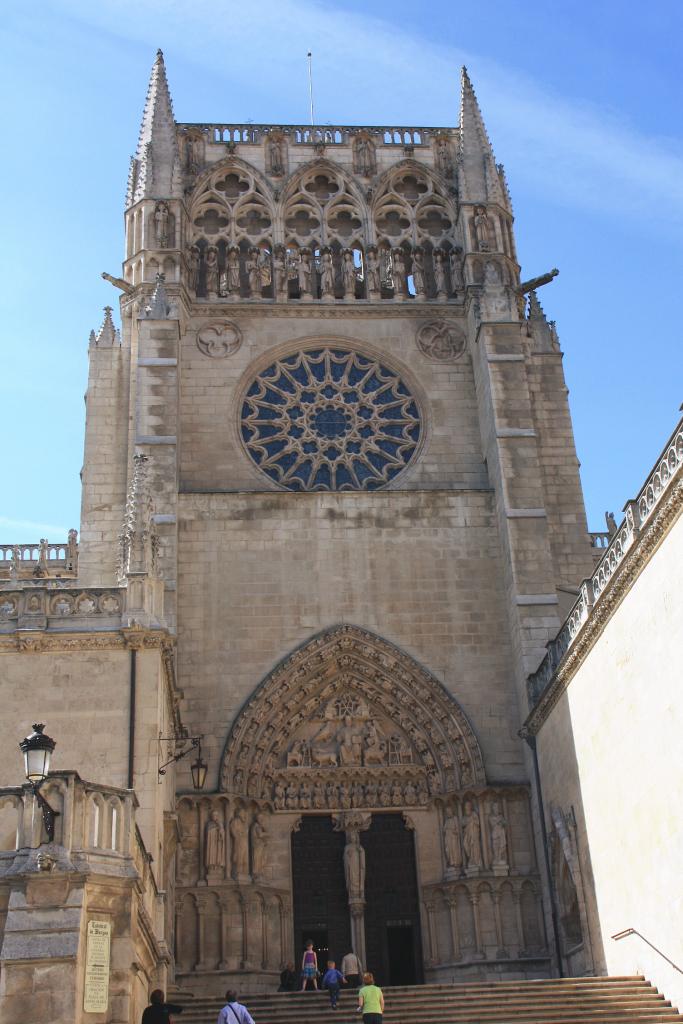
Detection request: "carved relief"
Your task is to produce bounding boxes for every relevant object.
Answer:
[416,320,466,362]
[353,132,376,177]
[196,320,242,358]
[220,626,485,804]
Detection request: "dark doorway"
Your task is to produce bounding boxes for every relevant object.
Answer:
[362,814,423,986]
[291,816,351,970]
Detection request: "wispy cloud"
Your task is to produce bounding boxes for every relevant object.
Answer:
[0,517,71,538]
[48,0,683,235]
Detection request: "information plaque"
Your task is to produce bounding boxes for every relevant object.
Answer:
[83,919,111,1013]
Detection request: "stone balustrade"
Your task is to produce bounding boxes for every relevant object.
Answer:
[528,415,683,707]
[0,532,78,580]
[181,123,450,147]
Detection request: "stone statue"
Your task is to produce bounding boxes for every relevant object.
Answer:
[325,780,337,808]
[188,246,201,293]
[299,782,312,810]
[285,781,299,809]
[321,249,335,298]
[435,136,453,177]
[297,249,312,298]
[273,246,287,300]
[404,780,417,804]
[433,249,447,297]
[474,206,494,251]
[379,780,392,806]
[351,782,365,808]
[154,201,170,248]
[392,249,407,297]
[342,250,357,299]
[354,134,376,176]
[484,260,502,285]
[257,249,272,291]
[411,248,427,299]
[443,812,462,872]
[250,813,268,879]
[365,247,381,296]
[268,134,285,176]
[35,539,49,575]
[226,247,241,295]
[449,249,463,291]
[462,801,483,870]
[489,802,508,867]
[363,722,385,766]
[605,511,618,536]
[230,808,250,879]
[365,779,379,805]
[205,245,219,297]
[247,248,260,296]
[391,780,403,806]
[313,781,326,808]
[339,782,351,809]
[205,810,226,871]
[338,716,362,766]
[343,832,366,899]
[273,781,286,810]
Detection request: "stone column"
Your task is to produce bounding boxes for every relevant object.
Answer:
[424,898,439,965]
[492,890,507,959]
[445,894,461,961]
[469,893,485,960]
[194,893,210,970]
[349,900,367,970]
[513,890,525,955]
[218,895,230,970]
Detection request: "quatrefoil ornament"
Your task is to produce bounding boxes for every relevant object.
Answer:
[196,320,242,359]
[416,320,466,362]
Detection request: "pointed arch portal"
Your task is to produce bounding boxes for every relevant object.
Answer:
[220,624,486,806]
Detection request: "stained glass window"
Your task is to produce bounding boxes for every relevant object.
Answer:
[241,347,422,491]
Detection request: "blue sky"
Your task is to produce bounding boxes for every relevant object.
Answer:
[1,1,681,538]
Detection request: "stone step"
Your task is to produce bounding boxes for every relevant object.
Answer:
[175,977,681,1024]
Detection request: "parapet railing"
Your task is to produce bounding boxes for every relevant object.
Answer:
[178,123,455,147]
[528,415,683,707]
[0,534,78,579]
[589,531,610,549]
[612,928,683,975]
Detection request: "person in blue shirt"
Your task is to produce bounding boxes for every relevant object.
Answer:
[322,960,346,1009]
[217,990,255,1024]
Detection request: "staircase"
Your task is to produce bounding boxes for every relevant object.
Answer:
[175,976,682,1023]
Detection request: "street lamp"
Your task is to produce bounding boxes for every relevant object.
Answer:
[19,723,59,843]
[158,735,207,790]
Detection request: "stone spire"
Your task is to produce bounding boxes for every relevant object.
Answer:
[90,306,120,347]
[118,452,160,581]
[458,67,506,207]
[141,272,175,320]
[127,49,180,206]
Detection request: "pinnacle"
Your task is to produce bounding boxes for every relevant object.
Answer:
[458,66,504,205]
[91,306,120,346]
[129,48,179,204]
[135,47,175,162]
[528,290,546,320]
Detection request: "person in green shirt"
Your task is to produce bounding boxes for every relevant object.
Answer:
[357,972,384,1024]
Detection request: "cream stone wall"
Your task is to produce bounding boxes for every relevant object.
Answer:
[536,512,683,1007]
[178,313,487,494]
[175,487,524,790]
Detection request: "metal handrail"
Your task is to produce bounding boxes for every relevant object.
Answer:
[612,928,683,975]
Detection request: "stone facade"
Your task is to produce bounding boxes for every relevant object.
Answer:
[0,51,613,1019]
[526,416,683,1009]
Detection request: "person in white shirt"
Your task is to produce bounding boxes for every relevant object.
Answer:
[341,951,363,987]
[217,990,255,1024]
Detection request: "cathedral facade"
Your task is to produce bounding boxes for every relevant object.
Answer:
[0,52,613,1023]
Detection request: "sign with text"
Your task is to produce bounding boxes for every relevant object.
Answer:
[83,919,111,1013]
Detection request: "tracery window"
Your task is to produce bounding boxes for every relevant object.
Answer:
[241,347,422,491]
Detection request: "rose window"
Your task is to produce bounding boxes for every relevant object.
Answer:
[241,347,422,491]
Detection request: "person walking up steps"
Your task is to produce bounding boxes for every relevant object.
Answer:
[341,950,363,987]
[217,990,255,1024]
[357,972,384,1024]
[301,940,319,990]
[322,960,346,1009]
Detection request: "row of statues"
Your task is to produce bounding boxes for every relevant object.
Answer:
[188,242,466,301]
[272,775,430,811]
[287,718,412,769]
[204,808,268,881]
[443,799,509,877]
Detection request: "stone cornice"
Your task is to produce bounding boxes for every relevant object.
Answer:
[0,628,174,655]
[525,472,683,734]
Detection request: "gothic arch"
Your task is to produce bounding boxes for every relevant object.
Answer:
[372,160,459,248]
[220,625,485,804]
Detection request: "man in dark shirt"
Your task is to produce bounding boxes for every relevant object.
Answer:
[278,962,298,991]
[141,989,184,1023]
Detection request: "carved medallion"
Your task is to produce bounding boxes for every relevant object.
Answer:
[416,320,466,362]
[196,319,242,358]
